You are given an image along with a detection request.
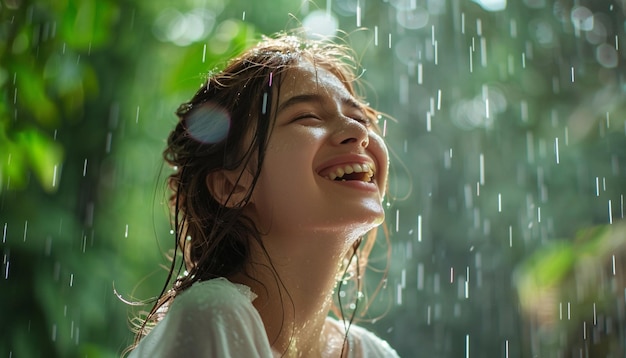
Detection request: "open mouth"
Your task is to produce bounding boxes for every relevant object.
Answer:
[322,163,375,183]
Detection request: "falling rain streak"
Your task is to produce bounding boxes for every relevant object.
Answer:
[554,138,559,164]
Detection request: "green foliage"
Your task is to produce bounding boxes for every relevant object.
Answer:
[0,0,110,193]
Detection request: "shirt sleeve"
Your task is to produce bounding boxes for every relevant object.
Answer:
[345,321,402,358]
[354,326,401,358]
[128,280,274,358]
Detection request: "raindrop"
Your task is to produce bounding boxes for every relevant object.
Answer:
[374,26,378,46]
[417,215,422,242]
[554,137,559,164]
[537,207,541,223]
[612,255,616,275]
[437,89,442,110]
[417,62,423,84]
[395,209,400,232]
[3,255,9,279]
[480,37,487,67]
[509,19,517,38]
[52,164,58,188]
[479,153,485,185]
[567,302,571,320]
[461,13,466,34]
[417,263,424,289]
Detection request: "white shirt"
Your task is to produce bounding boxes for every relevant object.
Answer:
[128,278,400,357]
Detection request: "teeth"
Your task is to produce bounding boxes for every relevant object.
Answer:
[324,163,376,182]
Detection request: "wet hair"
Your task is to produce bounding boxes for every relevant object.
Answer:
[131,30,387,352]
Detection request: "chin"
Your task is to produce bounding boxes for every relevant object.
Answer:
[347,211,385,235]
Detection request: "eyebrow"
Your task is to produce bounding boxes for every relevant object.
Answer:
[276,93,364,114]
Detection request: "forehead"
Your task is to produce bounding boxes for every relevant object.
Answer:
[277,61,353,102]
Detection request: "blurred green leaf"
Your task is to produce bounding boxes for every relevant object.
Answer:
[520,242,576,287]
[165,20,256,94]
[58,0,120,50]
[15,128,64,193]
[13,62,59,127]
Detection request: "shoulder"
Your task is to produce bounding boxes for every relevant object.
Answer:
[348,323,400,358]
[169,277,257,316]
[326,317,401,358]
[129,278,272,358]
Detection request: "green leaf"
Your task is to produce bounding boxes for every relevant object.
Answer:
[15,128,64,193]
[59,0,120,50]
[14,62,59,127]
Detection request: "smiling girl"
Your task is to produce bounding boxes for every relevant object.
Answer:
[127,31,399,358]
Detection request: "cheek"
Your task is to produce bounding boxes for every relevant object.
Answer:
[253,140,315,200]
[369,133,389,187]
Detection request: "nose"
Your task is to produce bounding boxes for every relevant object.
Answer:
[331,116,369,148]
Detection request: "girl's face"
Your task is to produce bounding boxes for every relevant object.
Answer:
[246,60,389,245]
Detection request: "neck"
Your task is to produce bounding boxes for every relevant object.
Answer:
[230,231,360,357]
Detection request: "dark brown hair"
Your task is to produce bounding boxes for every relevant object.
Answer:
[131,30,388,350]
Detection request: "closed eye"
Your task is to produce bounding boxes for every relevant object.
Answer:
[352,116,371,126]
[346,112,371,127]
[292,113,322,123]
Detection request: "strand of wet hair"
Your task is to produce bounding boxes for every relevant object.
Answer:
[338,238,362,357]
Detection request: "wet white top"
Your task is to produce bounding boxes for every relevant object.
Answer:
[128,278,400,358]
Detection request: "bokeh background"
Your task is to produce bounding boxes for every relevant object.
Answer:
[2,0,626,357]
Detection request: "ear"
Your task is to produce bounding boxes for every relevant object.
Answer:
[206,169,253,207]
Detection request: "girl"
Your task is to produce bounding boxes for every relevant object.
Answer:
[128,31,400,358]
